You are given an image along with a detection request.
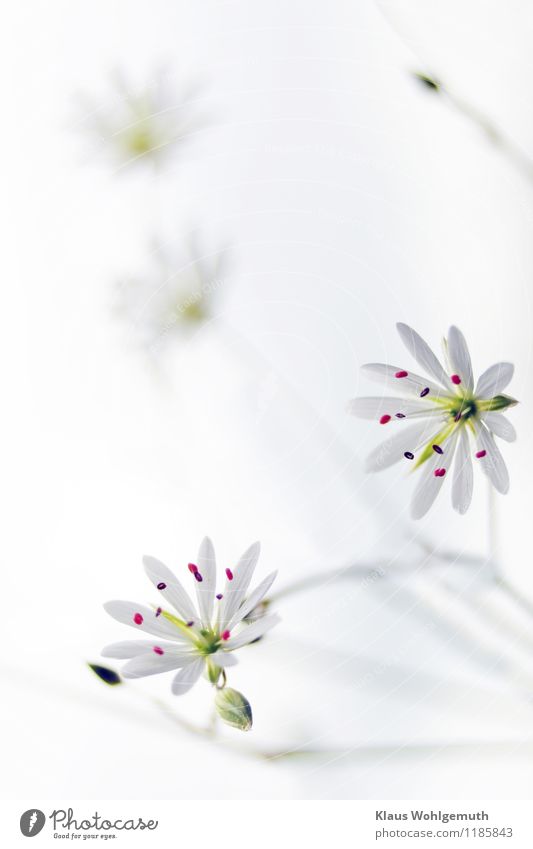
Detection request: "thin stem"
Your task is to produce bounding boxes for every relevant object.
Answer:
[495,575,533,623]
[269,560,389,604]
[375,2,533,185]
[487,475,500,581]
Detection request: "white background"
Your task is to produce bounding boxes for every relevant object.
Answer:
[1,0,533,800]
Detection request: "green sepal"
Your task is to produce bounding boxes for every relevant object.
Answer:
[215,687,253,732]
[478,394,518,412]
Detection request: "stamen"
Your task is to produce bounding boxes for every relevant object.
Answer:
[225,568,233,581]
[451,374,461,385]
[395,370,408,378]
[186,621,195,627]
[432,444,443,455]
[216,593,223,600]
[155,607,162,617]
[221,630,231,641]
[157,582,166,590]
[379,414,391,424]
[404,451,414,460]
[434,468,446,478]
[395,413,406,419]
[194,571,203,582]
[133,613,143,625]
[188,563,198,574]
[475,450,487,459]
[153,646,164,655]
[420,387,430,397]
[454,412,462,422]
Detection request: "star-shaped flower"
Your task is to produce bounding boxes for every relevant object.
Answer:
[79,69,204,170]
[102,538,279,696]
[348,323,518,518]
[113,235,227,354]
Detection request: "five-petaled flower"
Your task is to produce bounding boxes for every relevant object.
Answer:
[102,538,279,695]
[348,323,518,518]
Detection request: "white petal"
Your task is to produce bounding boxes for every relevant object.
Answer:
[475,362,514,398]
[224,613,281,650]
[476,423,510,494]
[219,541,261,630]
[365,419,446,472]
[101,640,182,659]
[482,412,517,442]
[447,326,474,392]
[194,536,216,627]
[396,322,452,390]
[411,433,458,519]
[121,651,198,679]
[227,570,278,630]
[452,428,473,515]
[210,651,239,668]
[103,601,188,641]
[171,658,204,695]
[361,363,446,400]
[347,396,438,420]
[143,556,198,623]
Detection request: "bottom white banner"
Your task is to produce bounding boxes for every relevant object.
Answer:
[3,800,533,848]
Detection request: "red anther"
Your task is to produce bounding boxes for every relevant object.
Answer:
[221,630,231,641]
[133,613,143,625]
[395,370,408,378]
[153,646,164,655]
[216,593,223,600]
[475,450,487,459]
[451,374,462,385]
[379,414,391,424]
[186,621,195,627]
[433,468,446,478]
[155,607,162,617]
[194,571,203,582]
[225,568,233,581]
[188,563,198,574]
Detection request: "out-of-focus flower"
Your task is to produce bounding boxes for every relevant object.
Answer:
[348,323,517,518]
[113,235,228,353]
[79,68,204,169]
[101,538,279,711]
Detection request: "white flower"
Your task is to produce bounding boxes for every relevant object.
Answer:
[348,323,518,518]
[102,538,279,696]
[113,235,227,353]
[80,69,203,169]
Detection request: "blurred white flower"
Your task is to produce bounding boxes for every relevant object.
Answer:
[348,323,518,518]
[102,537,279,700]
[80,68,204,169]
[113,235,228,353]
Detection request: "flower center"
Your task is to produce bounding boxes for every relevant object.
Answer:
[449,398,477,422]
[196,628,224,656]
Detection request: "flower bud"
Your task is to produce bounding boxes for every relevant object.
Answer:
[88,663,121,686]
[215,687,253,731]
[413,72,441,93]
